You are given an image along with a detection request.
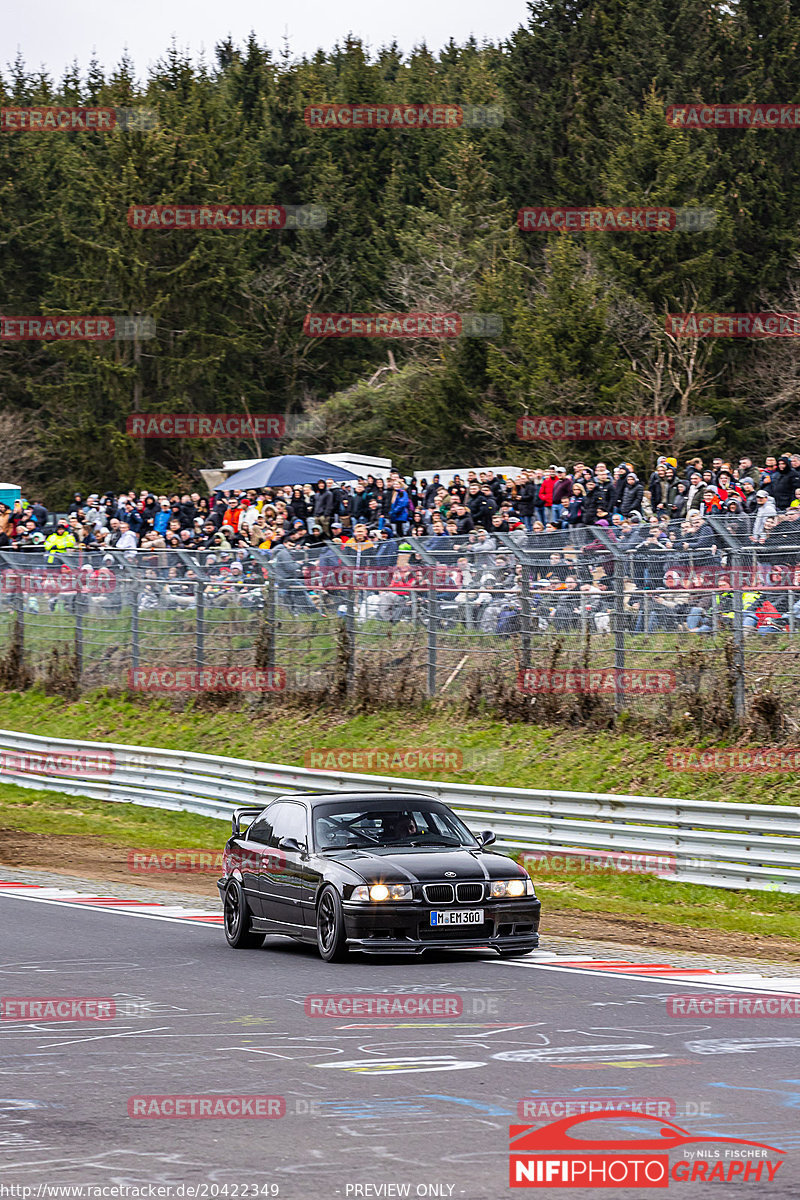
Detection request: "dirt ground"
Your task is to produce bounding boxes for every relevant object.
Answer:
[2,826,798,964]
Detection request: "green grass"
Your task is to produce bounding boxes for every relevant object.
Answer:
[0,687,797,804]
[514,862,800,942]
[0,781,225,847]
[0,783,796,944]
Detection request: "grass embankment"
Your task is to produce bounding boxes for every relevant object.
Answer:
[0,688,797,953]
[0,688,796,802]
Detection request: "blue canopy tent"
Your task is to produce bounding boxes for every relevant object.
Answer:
[214,455,360,491]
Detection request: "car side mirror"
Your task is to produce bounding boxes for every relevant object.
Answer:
[279,837,307,857]
[478,830,496,848]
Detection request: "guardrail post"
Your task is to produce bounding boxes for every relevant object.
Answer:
[427,576,438,697]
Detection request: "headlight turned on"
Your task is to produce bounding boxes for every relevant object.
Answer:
[490,878,535,898]
[351,883,413,902]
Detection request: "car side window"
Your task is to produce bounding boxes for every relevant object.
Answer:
[246,815,273,845]
[268,802,308,848]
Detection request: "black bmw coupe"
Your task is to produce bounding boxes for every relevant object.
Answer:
[218,791,541,961]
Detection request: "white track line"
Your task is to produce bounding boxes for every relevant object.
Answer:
[3,884,799,995]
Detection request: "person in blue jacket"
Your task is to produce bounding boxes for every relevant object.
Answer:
[388,481,412,536]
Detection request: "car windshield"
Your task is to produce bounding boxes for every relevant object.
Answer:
[313,801,478,851]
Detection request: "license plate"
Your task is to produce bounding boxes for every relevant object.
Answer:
[430,910,483,926]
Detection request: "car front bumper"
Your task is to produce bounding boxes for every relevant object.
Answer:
[342,898,541,954]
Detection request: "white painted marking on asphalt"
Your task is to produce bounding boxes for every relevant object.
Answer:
[493,960,800,995]
[0,892,219,927]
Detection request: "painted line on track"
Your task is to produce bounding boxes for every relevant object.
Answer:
[2,882,799,994]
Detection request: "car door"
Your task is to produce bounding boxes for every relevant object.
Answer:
[259,801,309,930]
[239,812,273,918]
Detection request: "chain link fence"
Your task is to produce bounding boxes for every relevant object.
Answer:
[2,510,800,727]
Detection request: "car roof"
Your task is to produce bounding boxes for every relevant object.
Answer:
[282,791,439,807]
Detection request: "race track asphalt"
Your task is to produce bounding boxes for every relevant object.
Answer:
[0,894,798,1198]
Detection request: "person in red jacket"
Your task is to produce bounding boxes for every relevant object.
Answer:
[223,496,247,533]
[538,466,558,523]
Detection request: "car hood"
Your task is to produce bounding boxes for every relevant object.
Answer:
[324,846,525,886]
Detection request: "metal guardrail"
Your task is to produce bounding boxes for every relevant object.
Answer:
[1,728,798,893]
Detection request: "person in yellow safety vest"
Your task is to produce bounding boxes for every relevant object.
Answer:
[717,589,762,630]
[44,520,77,564]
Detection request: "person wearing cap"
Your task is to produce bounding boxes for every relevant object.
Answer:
[619,472,644,518]
[44,519,77,564]
[700,486,722,514]
[752,489,777,540]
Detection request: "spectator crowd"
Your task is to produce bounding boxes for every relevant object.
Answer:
[5,453,800,636]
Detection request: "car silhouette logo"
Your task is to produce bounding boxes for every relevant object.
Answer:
[510,1110,785,1154]
[444,871,457,877]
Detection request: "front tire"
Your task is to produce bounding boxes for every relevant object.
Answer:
[317,886,348,962]
[497,947,536,958]
[223,880,266,949]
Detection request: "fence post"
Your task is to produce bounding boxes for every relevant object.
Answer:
[265,563,276,673]
[520,563,531,671]
[730,553,746,723]
[195,582,205,673]
[707,516,746,724]
[585,527,626,711]
[613,554,626,714]
[427,577,438,698]
[74,589,84,683]
[345,577,356,691]
[130,581,139,677]
[14,590,24,659]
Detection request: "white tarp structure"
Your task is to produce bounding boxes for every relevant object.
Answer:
[416,465,524,487]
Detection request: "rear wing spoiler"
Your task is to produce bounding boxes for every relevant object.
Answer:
[231,806,266,836]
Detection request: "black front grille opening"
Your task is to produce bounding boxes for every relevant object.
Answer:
[456,883,484,902]
[419,921,494,940]
[497,923,514,937]
[424,884,455,903]
[514,923,534,934]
